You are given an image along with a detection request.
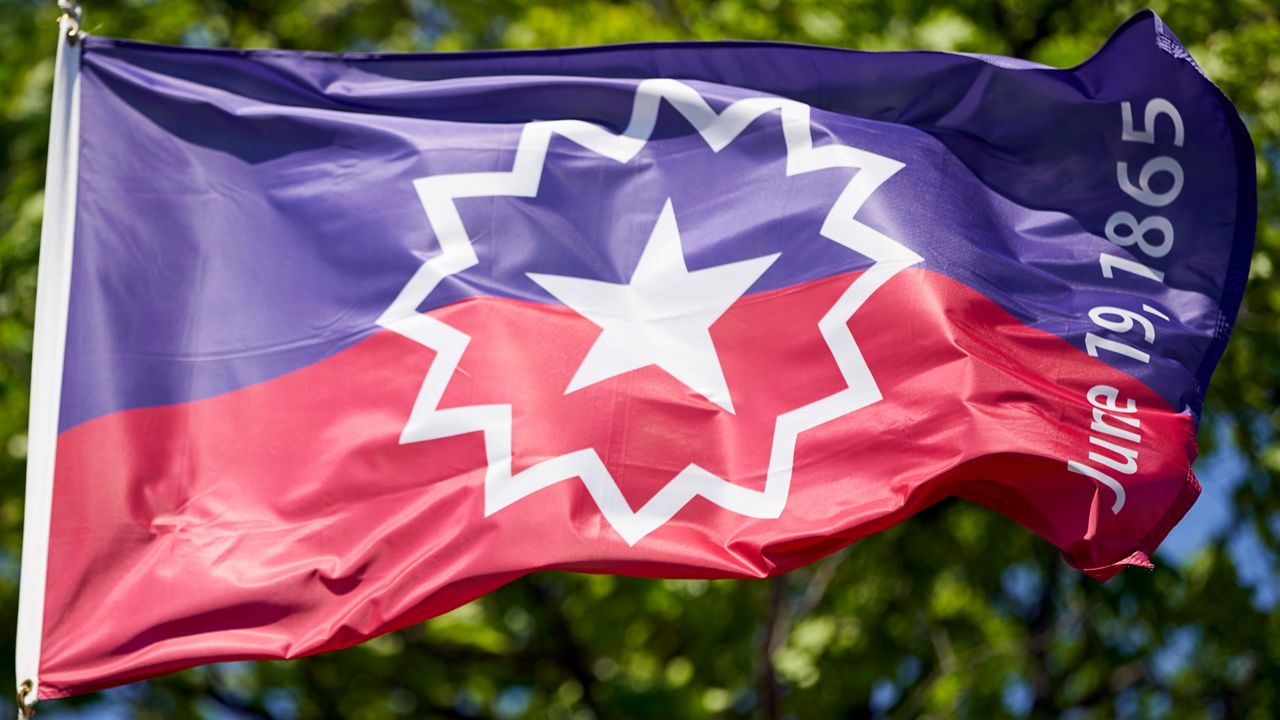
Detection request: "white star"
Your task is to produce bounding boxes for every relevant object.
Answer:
[383,79,920,544]
[528,198,779,414]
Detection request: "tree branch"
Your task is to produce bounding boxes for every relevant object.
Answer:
[755,549,851,719]
[530,578,611,720]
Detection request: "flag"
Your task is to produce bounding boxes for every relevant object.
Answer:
[17,10,1254,703]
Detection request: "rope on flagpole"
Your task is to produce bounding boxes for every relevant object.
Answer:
[16,680,34,718]
[56,0,82,44]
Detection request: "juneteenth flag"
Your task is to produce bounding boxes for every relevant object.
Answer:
[17,9,1253,705]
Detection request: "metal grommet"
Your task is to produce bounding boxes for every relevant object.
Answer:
[16,679,36,718]
[56,0,82,45]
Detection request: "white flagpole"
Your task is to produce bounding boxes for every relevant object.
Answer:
[16,3,83,715]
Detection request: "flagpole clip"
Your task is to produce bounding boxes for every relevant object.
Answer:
[16,680,35,718]
[56,0,82,45]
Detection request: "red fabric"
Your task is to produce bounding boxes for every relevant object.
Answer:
[41,267,1197,698]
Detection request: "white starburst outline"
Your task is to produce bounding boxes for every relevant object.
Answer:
[378,79,921,545]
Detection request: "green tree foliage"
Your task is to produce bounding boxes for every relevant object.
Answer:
[1,1,1277,717]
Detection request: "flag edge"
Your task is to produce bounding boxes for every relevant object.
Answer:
[16,21,83,705]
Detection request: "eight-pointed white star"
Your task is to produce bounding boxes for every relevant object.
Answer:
[528,198,779,414]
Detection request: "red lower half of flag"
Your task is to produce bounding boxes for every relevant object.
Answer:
[39,267,1198,699]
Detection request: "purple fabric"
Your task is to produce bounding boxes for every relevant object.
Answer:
[63,11,1253,431]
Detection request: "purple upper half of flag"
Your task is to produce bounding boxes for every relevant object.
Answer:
[62,11,1253,432]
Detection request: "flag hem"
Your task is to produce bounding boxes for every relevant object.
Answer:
[71,11,1143,74]
[16,20,83,705]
